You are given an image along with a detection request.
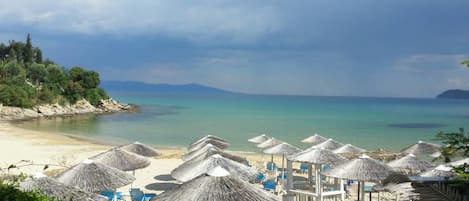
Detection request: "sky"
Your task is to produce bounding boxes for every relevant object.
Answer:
[1,0,469,97]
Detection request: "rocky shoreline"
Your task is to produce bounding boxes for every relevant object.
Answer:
[0,99,137,121]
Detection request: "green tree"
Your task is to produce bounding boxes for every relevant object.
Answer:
[29,63,47,84]
[24,33,33,63]
[7,48,17,62]
[435,128,469,161]
[34,48,43,63]
[462,60,469,68]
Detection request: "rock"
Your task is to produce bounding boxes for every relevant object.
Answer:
[0,98,135,121]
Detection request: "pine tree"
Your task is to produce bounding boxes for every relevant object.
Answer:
[35,48,43,63]
[24,33,33,63]
[8,48,17,61]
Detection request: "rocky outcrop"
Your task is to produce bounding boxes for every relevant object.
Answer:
[0,99,135,121]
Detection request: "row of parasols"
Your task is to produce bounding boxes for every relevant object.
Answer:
[19,142,161,201]
[247,133,468,201]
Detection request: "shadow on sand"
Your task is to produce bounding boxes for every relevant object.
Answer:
[154,174,176,181]
[145,182,180,191]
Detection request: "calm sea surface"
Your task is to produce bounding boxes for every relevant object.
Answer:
[15,92,469,152]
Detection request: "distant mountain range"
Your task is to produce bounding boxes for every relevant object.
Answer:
[100,80,236,94]
[437,89,469,99]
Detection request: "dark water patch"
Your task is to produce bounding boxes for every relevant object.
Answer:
[388,123,446,129]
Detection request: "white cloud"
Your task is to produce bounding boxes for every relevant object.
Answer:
[0,0,282,44]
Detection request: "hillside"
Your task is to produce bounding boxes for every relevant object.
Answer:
[101,80,235,95]
[437,89,469,100]
[0,34,109,107]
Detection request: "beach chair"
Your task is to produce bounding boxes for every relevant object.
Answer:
[130,188,157,201]
[263,179,277,193]
[300,163,308,173]
[101,190,122,200]
[130,188,144,201]
[266,162,277,171]
[256,172,266,183]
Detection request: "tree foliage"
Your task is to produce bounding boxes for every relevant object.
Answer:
[0,34,109,107]
[0,174,57,201]
[462,60,469,68]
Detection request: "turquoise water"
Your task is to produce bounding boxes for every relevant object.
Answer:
[16,92,469,151]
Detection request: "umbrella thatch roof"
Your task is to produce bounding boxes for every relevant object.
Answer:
[152,166,279,201]
[287,147,347,165]
[311,138,344,150]
[190,135,229,147]
[55,159,135,192]
[171,154,256,182]
[248,134,270,144]
[90,148,151,171]
[333,144,366,154]
[256,138,283,148]
[188,139,230,152]
[321,154,397,182]
[446,157,469,167]
[182,143,222,161]
[387,154,435,175]
[263,143,301,155]
[184,147,248,165]
[301,134,328,144]
[119,141,162,157]
[400,140,441,156]
[20,174,108,201]
[419,165,455,178]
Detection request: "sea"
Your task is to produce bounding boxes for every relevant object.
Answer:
[15,91,469,152]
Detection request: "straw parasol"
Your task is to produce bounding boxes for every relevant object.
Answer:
[90,148,151,171]
[321,154,398,201]
[20,173,108,201]
[188,139,230,152]
[182,143,222,161]
[184,147,248,165]
[248,134,270,144]
[264,142,301,179]
[400,140,441,156]
[152,166,280,201]
[311,138,344,150]
[387,154,435,175]
[256,137,283,149]
[55,159,135,192]
[119,141,162,157]
[189,135,229,147]
[288,147,347,165]
[419,164,455,178]
[171,154,257,182]
[301,133,328,144]
[333,144,366,154]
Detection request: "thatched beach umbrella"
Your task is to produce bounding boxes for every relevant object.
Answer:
[333,144,366,154]
[184,147,248,165]
[301,133,328,144]
[152,166,280,201]
[400,140,441,156]
[417,164,455,179]
[264,143,301,179]
[256,137,283,149]
[312,138,344,150]
[171,154,257,182]
[189,135,229,147]
[188,139,230,152]
[387,154,435,175]
[248,134,270,144]
[182,143,222,161]
[20,173,107,201]
[90,148,151,171]
[321,154,397,201]
[288,147,348,199]
[55,159,135,192]
[119,141,162,157]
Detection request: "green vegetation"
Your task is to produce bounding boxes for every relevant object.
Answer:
[462,60,469,68]
[0,34,109,108]
[0,174,57,201]
[435,128,469,191]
